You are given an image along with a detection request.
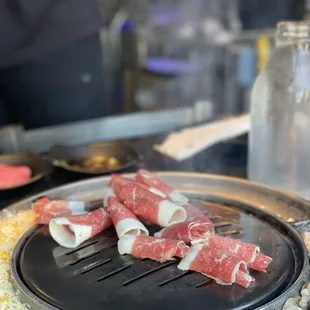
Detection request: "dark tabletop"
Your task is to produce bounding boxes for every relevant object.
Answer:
[0,134,247,210]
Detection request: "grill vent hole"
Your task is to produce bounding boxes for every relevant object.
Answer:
[122,260,178,286]
[80,258,112,274]
[65,240,99,255]
[69,251,100,266]
[97,265,132,282]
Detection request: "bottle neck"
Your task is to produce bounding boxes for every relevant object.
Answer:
[276,21,310,46]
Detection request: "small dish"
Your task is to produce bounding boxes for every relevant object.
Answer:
[0,153,52,195]
[47,141,141,176]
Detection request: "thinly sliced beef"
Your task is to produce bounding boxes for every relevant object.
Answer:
[49,208,112,248]
[154,221,213,243]
[106,197,148,238]
[0,164,31,188]
[203,235,272,272]
[118,235,190,263]
[32,197,86,224]
[110,174,167,198]
[178,244,254,288]
[136,169,188,203]
[114,183,186,227]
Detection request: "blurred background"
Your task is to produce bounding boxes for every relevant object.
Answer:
[0,0,306,131]
[1,0,310,213]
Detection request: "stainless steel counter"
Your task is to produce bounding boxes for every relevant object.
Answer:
[0,106,212,154]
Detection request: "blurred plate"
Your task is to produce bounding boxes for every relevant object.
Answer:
[0,153,52,194]
[47,141,140,176]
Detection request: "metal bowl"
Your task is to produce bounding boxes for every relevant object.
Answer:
[47,141,141,176]
[0,153,52,196]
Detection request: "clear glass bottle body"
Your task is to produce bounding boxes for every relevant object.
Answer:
[248,21,310,198]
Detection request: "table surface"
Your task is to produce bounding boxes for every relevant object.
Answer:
[0,134,247,210]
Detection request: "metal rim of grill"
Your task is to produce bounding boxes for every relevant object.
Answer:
[6,172,310,310]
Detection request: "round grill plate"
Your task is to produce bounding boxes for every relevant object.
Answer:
[14,197,307,310]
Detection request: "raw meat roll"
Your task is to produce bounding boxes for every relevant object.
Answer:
[102,186,116,207]
[114,183,186,227]
[178,244,254,288]
[248,253,273,272]
[118,235,190,263]
[203,235,272,272]
[136,169,188,203]
[154,220,213,243]
[106,197,148,238]
[180,203,214,224]
[32,197,87,224]
[110,174,166,198]
[49,208,112,248]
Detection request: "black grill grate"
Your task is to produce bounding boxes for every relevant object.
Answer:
[14,200,306,310]
[55,214,240,287]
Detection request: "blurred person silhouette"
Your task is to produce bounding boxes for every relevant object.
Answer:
[0,0,306,131]
[0,0,113,130]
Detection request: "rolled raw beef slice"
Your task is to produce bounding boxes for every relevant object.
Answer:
[136,169,188,203]
[118,235,190,263]
[180,203,214,224]
[49,208,112,248]
[107,196,148,238]
[114,183,186,227]
[172,202,215,243]
[178,244,254,288]
[248,253,273,272]
[110,174,166,198]
[203,234,272,272]
[102,186,116,207]
[32,197,87,224]
[154,220,213,243]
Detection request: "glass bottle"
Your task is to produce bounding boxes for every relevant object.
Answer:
[248,21,310,199]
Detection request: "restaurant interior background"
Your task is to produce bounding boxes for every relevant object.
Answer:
[0,0,307,188]
[0,0,306,129]
[101,0,304,117]
[0,0,307,192]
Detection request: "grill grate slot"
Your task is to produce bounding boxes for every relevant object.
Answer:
[218,228,242,236]
[97,264,132,282]
[55,237,118,267]
[214,221,235,228]
[69,251,101,266]
[92,236,118,251]
[158,270,193,286]
[123,260,178,286]
[208,215,223,221]
[80,258,112,274]
[65,240,99,255]
[195,279,213,288]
